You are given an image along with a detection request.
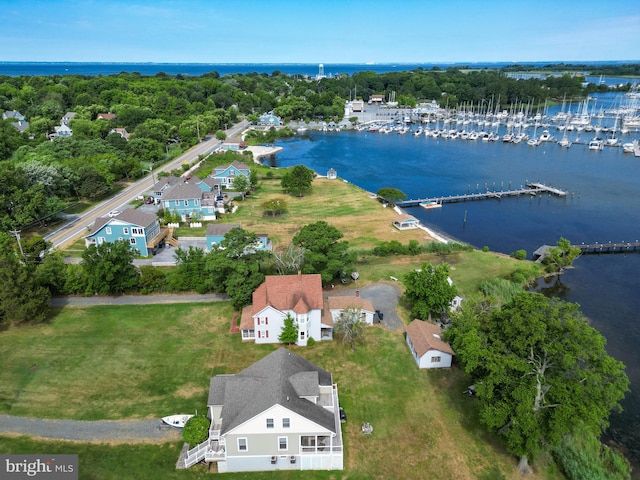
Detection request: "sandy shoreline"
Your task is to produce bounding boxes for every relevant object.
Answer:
[245,145,283,163]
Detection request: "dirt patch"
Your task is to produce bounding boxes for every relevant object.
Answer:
[174,384,205,399]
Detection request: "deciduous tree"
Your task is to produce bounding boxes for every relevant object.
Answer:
[376,187,407,204]
[0,250,50,325]
[81,240,139,295]
[292,221,355,285]
[281,164,314,197]
[542,237,581,274]
[334,307,366,351]
[403,262,457,320]
[446,292,629,474]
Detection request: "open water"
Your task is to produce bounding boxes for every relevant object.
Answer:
[271,110,640,471]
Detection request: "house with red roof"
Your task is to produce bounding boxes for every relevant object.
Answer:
[240,273,330,345]
[405,319,455,369]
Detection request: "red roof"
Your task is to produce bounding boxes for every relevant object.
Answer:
[252,273,323,315]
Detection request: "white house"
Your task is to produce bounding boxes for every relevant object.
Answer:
[240,273,328,346]
[405,319,454,369]
[325,292,375,326]
[179,348,343,472]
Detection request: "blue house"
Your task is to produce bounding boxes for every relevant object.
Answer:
[205,224,272,252]
[212,161,251,189]
[205,223,242,249]
[161,183,218,221]
[151,175,184,199]
[84,209,162,257]
[221,137,247,152]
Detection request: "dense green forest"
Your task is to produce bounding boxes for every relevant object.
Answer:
[1,64,637,231]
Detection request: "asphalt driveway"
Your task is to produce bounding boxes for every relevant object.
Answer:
[325,282,405,331]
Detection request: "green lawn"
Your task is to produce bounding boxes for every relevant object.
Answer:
[0,302,562,480]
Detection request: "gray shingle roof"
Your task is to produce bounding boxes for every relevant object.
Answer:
[161,183,203,201]
[205,223,241,236]
[209,348,336,434]
[113,208,157,228]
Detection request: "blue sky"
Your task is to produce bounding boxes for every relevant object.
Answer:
[1,0,639,63]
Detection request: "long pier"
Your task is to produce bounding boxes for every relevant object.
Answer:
[533,241,640,262]
[396,182,567,207]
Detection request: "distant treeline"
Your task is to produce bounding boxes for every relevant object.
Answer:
[1,64,637,230]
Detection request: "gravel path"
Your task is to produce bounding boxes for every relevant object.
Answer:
[50,293,230,307]
[0,415,181,443]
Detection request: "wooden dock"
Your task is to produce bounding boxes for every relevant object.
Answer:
[573,241,640,255]
[396,183,567,207]
[533,241,640,262]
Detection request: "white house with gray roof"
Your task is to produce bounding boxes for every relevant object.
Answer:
[180,348,343,472]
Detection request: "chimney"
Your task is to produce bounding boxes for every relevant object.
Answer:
[355,289,360,297]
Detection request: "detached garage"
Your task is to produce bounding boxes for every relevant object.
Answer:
[405,319,454,369]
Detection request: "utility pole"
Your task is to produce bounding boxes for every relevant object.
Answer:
[10,229,25,260]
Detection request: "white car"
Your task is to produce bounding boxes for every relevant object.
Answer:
[107,210,121,217]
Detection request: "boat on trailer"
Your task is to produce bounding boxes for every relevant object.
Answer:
[162,414,194,428]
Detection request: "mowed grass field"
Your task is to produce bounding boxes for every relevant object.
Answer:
[0,303,562,480]
[220,176,430,250]
[0,167,561,478]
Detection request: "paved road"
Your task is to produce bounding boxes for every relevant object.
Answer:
[0,415,181,443]
[44,121,249,250]
[50,293,230,307]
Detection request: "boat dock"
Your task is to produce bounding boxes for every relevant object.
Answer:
[533,241,640,262]
[396,182,567,207]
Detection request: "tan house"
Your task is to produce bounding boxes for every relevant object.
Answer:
[324,292,375,326]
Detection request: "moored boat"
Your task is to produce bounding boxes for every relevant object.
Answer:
[162,414,194,428]
[420,200,442,209]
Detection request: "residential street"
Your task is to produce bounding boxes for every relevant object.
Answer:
[44,121,248,250]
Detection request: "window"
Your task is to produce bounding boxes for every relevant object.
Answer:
[129,238,136,245]
[278,437,288,451]
[282,418,290,428]
[97,237,105,244]
[266,418,274,429]
[431,356,441,363]
[184,200,188,206]
[132,227,143,235]
[242,329,255,339]
[123,228,129,235]
[300,331,305,340]
[175,200,180,206]
[195,199,199,205]
[237,437,247,452]
[106,227,112,235]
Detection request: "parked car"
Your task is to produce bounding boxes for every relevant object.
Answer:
[144,196,155,204]
[339,407,347,423]
[376,310,383,321]
[107,210,121,217]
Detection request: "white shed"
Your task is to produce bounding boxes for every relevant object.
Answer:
[405,319,454,369]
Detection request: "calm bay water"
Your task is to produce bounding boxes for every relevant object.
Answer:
[0,61,635,79]
[271,120,640,469]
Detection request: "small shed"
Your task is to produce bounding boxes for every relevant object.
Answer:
[392,214,420,230]
[327,168,337,180]
[405,319,454,369]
